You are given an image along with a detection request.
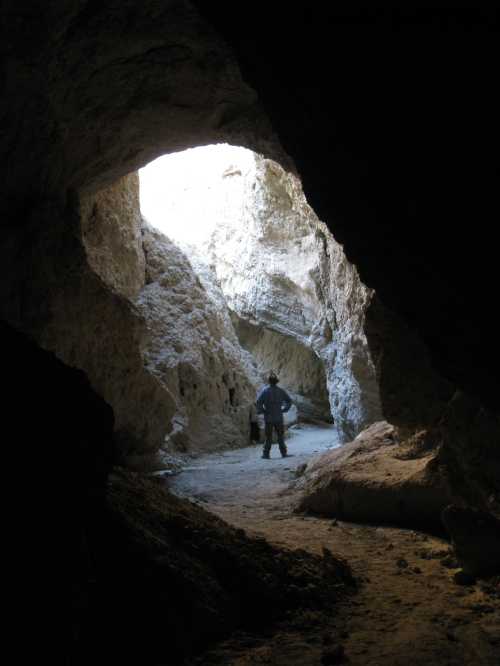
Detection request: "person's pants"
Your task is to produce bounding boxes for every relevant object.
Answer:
[263,421,287,456]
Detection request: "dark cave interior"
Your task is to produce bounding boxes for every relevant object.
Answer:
[2,4,499,664]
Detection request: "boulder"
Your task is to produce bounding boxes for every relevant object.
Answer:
[297,421,456,530]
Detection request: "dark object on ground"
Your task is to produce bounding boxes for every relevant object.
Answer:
[250,421,260,443]
[321,643,345,664]
[453,570,477,586]
[442,504,500,577]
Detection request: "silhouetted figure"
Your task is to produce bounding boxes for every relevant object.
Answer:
[249,402,260,444]
[256,372,292,458]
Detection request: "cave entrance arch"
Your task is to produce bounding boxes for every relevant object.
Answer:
[137,144,378,453]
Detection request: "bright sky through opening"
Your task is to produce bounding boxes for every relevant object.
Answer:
[139,144,256,246]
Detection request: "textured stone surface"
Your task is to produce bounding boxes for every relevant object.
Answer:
[146,148,383,439]
[92,469,353,663]
[137,224,257,453]
[297,421,456,530]
[80,173,146,300]
[1,0,288,219]
[233,316,331,423]
[0,196,171,458]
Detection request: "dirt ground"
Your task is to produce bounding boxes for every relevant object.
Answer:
[168,424,500,665]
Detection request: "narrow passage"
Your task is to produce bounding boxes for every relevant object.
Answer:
[168,425,500,665]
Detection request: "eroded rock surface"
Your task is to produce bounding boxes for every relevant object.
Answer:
[80,173,146,300]
[137,224,258,453]
[297,421,456,530]
[233,316,331,423]
[0,195,171,458]
[144,147,384,439]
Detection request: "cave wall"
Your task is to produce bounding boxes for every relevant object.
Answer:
[79,174,264,455]
[2,318,115,660]
[0,167,259,459]
[163,151,383,438]
[80,173,146,300]
[1,0,289,218]
[137,224,257,453]
[0,191,173,458]
[233,317,331,423]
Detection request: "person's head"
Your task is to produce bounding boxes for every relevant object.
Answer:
[268,372,279,385]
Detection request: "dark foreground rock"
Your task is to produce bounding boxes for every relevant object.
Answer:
[79,469,354,665]
[296,421,456,531]
[442,505,500,577]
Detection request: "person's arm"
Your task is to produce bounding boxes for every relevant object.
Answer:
[256,389,267,414]
[281,389,292,413]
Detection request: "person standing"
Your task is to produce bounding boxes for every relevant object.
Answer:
[256,372,292,459]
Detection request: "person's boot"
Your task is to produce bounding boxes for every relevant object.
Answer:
[261,451,270,459]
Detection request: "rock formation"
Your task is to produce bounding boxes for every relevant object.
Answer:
[0,190,172,459]
[137,224,257,453]
[145,147,384,439]
[297,394,500,537]
[297,421,457,531]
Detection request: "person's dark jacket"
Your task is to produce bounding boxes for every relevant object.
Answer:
[256,385,292,423]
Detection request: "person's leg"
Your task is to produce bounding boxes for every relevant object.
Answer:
[277,422,287,457]
[262,422,272,458]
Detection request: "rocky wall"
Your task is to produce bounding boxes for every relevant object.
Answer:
[232,316,331,423]
[80,173,146,300]
[137,224,258,453]
[156,149,384,439]
[0,193,173,460]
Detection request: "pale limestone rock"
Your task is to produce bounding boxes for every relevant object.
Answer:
[152,147,383,439]
[137,224,257,453]
[232,317,331,422]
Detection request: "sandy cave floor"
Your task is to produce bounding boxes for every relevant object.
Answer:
[167,424,500,665]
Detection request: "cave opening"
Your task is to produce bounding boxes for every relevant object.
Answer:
[137,143,379,455]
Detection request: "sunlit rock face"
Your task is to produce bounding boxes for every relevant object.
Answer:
[232,317,331,423]
[80,173,259,455]
[137,224,257,453]
[141,146,383,439]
